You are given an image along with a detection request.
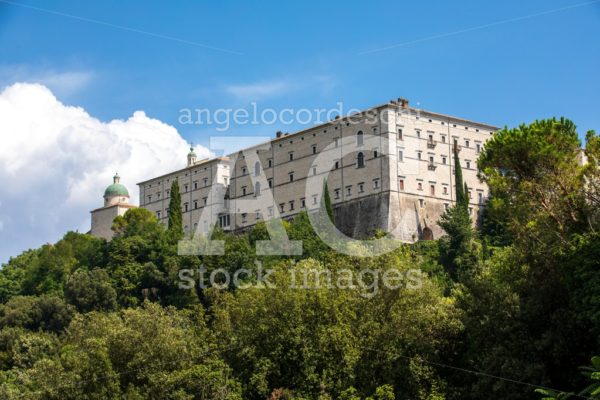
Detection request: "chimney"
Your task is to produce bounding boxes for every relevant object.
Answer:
[276,130,283,138]
[398,98,409,108]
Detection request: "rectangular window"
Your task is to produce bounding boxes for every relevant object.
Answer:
[242,186,247,196]
[184,184,188,192]
[241,167,246,175]
[476,143,481,153]
[334,189,340,199]
[416,129,421,138]
[184,202,189,212]
[346,186,352,196]
[358,182,364,193]
[194,201,198,209]
[241,213,247,223]
[430,185,435,196]
[289,173,294,182]
[289,201,295,211]
[203,197,207,205]
[398,150,403,161]
[268,179,273,188]
[419,199,424,208]
[279,203,285,213]
[156,211,161,218]
[312,145,317,154]
[334,160,340,169]
[268,159,273,168]
[443,186,448,195]
[441,135,446,143]
[312,166,317,175]
[418,182,423,191]
[399,179,404,191]
[301,198,306,208]
[398,128,403,140]
[478,192,483,203]
[289,152,294,161]
[312,195,318,205]
[465,140,470,148]
[194,181,198,190]
[442,156,447,164]
[466,161,471,169]
[203,178,208,187]
[373,179,380,189]
[417,152,422,160]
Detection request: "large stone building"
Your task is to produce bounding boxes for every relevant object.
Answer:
[133,98,498,242]
[90,173,137,239]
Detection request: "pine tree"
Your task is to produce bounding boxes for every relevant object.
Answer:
[168,179,182,239]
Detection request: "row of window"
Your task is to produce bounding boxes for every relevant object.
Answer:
[398,150,475,169]
[399,178,484,203]
[397,128,483,151]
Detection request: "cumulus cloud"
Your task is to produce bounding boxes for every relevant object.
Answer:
[0,65,93,97]
[0,82,211,263]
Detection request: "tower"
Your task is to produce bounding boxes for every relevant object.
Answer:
[187,146,197,166]
[90,173,137,240]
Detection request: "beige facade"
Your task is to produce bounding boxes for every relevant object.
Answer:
[136,99,498,242]
[138,156,230,234]
[90,174,137,240]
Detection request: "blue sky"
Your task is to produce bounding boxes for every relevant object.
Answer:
[0,0,599,262]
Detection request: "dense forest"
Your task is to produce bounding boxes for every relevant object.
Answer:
[0,118,599,399]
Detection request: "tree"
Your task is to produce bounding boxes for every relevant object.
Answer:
[168,179,183,239]
[322,180,334,223]
[65,269,117,313]
[454,146,467,209]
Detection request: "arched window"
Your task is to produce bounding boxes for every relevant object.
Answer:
[255,182,261,196]
[357,152,365,168]
[254,161,261,176]
[356,131,364,146]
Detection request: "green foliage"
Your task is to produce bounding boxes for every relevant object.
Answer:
[322,180,334,223]
[168,179,183,239]
[65,269,117,313]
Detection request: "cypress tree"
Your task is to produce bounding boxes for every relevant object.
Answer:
[168,179,183,238]
[322,180,334,223]
[454,146,467,209]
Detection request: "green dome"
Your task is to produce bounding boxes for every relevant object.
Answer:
[104,183,129,198]
[104,173,129,198]
[188,146,197,157]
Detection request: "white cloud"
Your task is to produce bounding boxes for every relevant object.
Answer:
[0,82,211,263]
[225,79,292,101]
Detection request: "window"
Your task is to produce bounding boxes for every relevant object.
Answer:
[184,184,188,192]
[166,190,170,197]
[399,179,404,191]
[468,191,472,199]
[417,152,422,160]
[241,213,247,223]
[430,185,435,196]
[254,161,261,176]
[312,195,318,205]
[334,189,340,199]
[419,199,424,208]
[194,200,198,209]
[478,192,483,204]
[301,198,306,208]
[289,201,295,211]
[357,152,365,168]
[398,128,403,140]
[443,186,448,195]
[255,182,261,196]
[466,161,471,169]
[241,167,246,175]
[398,150,403,162]
[469,207,473,214]
[224,177,228,185]
[268,206,274,217]
[279,203,285,213]
[312,145,317,154]
[312,166,317,175]
[346,186,352,196]
[357,131,364,145]
[289,172,294,182]
[442,156,447,165]
[156,211,161,218]
[358,182,364,193]
[373,149,378,158]
[429,155,434,164]
[476,143,481,153]
[255,210,261,221]
[373,179,380,189]
[242,186,247,196]
[148,195,152,202]
[416,129,421,138]
[219,214,229,228]
[441,135,446,143]
[289,152,294,161]
[268,158,273,168]
[194,181,198,190]
[418,182,423,191]
[184,202,189,212]
[268,178,273,188]
[203,178,208,187]
[203,197,207,205]
[334,160,340,169]
[465,140,470,148]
